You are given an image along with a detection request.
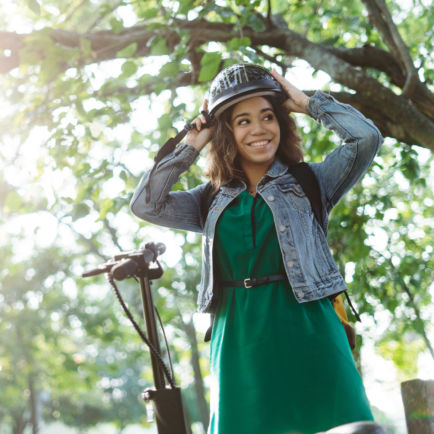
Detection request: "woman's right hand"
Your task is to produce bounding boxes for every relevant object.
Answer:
[271,69,310,114]
[185,99,214,152]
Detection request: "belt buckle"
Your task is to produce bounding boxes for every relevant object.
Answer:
[244,278,253,289]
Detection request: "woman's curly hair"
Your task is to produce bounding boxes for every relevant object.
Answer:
[206,95,303,190]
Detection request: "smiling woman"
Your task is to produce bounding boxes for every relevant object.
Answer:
[130,63,384,434]
[205,68,305,194]
[231,96,281,190]
[212,94,300,195]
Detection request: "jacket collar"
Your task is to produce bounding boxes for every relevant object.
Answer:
[220,158,288,194]
[266,157,288,178]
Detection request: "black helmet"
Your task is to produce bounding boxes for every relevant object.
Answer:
[208,64,284,118]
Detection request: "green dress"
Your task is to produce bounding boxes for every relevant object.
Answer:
[208,191,373,434]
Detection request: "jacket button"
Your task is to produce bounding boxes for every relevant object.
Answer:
[268,195,275,201]
[279,225,285,232]
[287,261,294,267]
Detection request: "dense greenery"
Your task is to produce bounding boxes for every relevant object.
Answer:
[0,0,432,432]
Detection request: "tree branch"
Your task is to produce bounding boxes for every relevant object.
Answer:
[103,218,123,252]
[57,217,109,261]
[0,31,23,73]
[85,0,124,32]
[266,0,272,28]
[181,18,434,150]
[252,46,288,72]
[327,45,434,119]
[306,91,416,145]
[93,71,194,99]
[362,0,419,97]
[96,77,416,147]
[60,0,89,26]
[1,17,433,150]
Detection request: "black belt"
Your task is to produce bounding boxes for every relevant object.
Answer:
[220,273,286,289]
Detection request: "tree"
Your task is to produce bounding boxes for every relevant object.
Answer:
[0,239,155,433]
[0,0,433,432]
[0,0,433,150]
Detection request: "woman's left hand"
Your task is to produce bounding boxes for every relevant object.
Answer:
[185,99,214,152]
[271,68,310,114]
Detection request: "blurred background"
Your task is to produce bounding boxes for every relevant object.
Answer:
[0,0,433,433]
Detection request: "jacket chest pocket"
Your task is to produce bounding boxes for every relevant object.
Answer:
[277,183,312,214]
[207,192,234,225]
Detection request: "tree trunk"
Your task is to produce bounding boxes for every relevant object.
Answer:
[15,328,38,434]
[12,413,27,434]
[182,318,210,433]
[401,379,434,434]
[28,372,38,434]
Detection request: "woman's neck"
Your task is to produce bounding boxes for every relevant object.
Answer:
[242,161,272,192]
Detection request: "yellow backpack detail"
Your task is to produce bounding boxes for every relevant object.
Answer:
[332,295,356,350]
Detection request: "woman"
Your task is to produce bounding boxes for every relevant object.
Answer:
[130,64,383,434]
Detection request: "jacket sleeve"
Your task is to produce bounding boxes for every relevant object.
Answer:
[130,142,206,233]
[307,91,383,213]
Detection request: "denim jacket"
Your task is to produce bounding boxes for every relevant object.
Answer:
[130,91,383,313]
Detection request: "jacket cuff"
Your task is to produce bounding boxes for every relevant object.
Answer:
[307,91,335,120]
[174,142,200,159]
[157,142,199,169]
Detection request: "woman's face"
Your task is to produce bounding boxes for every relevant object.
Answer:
[230,96,280,172]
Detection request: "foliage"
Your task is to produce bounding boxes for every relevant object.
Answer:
[0,0,433,432]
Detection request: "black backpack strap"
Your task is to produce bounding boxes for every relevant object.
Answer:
[153,111,214,165]
[287,162,325,232]
[343,290,361,322]
[144,112,213,203]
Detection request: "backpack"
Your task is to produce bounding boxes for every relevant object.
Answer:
[201,163,358,350]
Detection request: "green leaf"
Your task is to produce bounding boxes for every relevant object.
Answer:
[24,0,40,14]
[158,113,173,131]
[99,198,114,220]
[137,6,159,19]
[178,0,196,15]
[150,37,169,55]
[109,18,124,34]
[160,61,180,78]
[121,60,138,77]
[119,171,128,182]
[3,191,23,212]
[72,203,90,220]
[247,14,265,31]
[227,36,252,51]
[117,43,138,58]
[198,52,222,82]
[75,100,87,118]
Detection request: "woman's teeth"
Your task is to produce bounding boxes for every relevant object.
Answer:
[249,140,269,147]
